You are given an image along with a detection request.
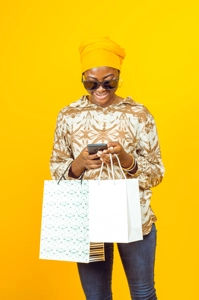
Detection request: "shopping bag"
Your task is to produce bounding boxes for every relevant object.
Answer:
[89,155,143,243]
[39,180,104,263]
[40,155,142,262]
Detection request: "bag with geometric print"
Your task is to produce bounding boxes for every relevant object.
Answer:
[39,179,104,263]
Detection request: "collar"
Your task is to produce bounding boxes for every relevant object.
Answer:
[69,95,140,108]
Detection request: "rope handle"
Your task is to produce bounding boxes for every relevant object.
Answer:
[98,154,126,183]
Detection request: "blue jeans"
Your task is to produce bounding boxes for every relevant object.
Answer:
[77,224,157,300]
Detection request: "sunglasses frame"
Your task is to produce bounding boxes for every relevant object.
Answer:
[81,75,120,91]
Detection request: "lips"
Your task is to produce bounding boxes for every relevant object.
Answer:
[94,92,109,100]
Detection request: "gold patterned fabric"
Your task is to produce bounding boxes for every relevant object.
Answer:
[50,96,164,236]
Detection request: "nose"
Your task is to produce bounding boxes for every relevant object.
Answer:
[96,84,105,92]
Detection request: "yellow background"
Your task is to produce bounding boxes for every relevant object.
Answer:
[1,0,199,299]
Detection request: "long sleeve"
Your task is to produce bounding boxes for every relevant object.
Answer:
[134,112,164,190]
[50,110,73,180]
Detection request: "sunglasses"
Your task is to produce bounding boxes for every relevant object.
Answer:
[82,78,119,91]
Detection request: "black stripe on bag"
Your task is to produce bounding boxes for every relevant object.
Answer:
[89,243,105,262]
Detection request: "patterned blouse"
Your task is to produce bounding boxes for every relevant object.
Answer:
[50,95,165,235]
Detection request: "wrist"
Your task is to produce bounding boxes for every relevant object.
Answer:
[121,153,134,169]
[121,153,138,174]
[69,157,85,178]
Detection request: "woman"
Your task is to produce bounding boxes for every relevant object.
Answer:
[50,37,164,300]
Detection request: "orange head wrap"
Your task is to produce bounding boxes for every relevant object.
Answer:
[79,37,126,73]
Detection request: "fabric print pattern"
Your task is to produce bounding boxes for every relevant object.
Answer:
[50,96,165,235]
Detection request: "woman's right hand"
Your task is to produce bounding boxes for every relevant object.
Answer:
[80,147,103,170]
[68,147,102,178]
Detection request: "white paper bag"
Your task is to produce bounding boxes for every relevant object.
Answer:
[89,156,143,243]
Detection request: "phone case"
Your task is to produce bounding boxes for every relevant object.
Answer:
[87,143,107,154]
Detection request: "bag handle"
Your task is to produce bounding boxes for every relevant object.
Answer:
[58,154,126,185]
[98,154,126,183]
[57,161,83,185]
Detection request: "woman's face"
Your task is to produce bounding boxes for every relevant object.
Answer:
[83,66,119,107]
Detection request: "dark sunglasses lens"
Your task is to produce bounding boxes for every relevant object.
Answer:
[83,81,98,90]
[83,79,118,90]
[103,80,118,90]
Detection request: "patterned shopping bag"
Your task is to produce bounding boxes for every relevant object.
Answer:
[39,180,104,263]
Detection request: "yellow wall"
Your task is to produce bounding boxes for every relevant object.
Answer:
[1,1,199,299]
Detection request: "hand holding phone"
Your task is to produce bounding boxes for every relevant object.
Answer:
[87,143,107,154]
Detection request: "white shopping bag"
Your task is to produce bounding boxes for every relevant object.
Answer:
[89,155,143,243]
[39,180,104,263]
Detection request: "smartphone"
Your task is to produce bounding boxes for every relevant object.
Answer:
[87,143,108,154]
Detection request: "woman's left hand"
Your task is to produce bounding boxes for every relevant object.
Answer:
[97,141,133,168]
